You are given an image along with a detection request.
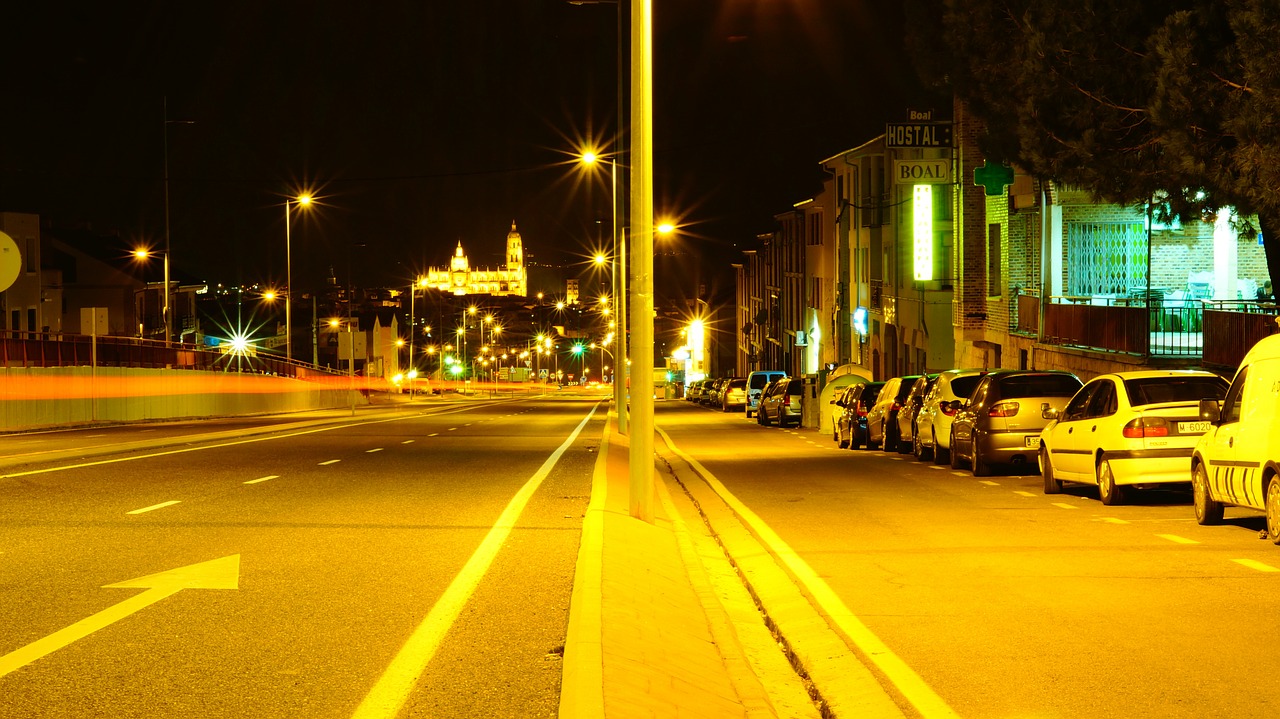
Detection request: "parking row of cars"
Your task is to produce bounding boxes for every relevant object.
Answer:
[685,377,747,412]
[822,335,1280,543]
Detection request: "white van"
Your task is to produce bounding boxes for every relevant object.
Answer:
[1191,333,1280,541]
[745,370,786,418]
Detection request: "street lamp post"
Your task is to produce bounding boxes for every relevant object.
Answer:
[581,153,628,434]
[132,248,169,342]
[630,0,655,521]
[284,194,312,362]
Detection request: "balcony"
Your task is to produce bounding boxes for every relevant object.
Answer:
[1014,295,1278,369]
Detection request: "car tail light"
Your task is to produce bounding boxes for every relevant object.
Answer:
[941,403,958,417]
[988,401,1020,418]
[891,401,902,412]
[857,404,868,417]
[783,395,791,406]
[1122,417,1169,438]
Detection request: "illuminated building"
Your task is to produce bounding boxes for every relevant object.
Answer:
[424,222,527,297]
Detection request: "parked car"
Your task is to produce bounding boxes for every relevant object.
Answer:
[894,374,939,455]
[757,376,802,427]
[1191,334,1280,540]
[703,378,726,406]
[745,370,787,418]
[865,375,922,451]
[915,369,988,463]
[836,381,885,450]
[685,379,706,402]
[720,378,747,412]
[950,370,1083,476]
[829,379,869,443]
[1040,370,1229,504]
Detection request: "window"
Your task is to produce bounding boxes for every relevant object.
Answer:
[1084,381,1117,418]
[1220,367,1248,424]
[1062,384,1096,422]
[988,223,1002,296]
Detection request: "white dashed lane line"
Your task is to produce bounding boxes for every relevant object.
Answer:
[127,501,181,515]
[1099,517,1130,524]
[1234,558,1280,572]
[428,433,439,437]
[366,448,384,453]
[448,428,458,432]
[319,459,341,466]
[244,475,278,485]
[978,480,999,486]
[1051,503,1078,510]
[1013,491,1037,497]
[1157,534,1200,545]
[402,440,415,444]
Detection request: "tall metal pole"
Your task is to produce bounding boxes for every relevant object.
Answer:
[612,161,629,435]
[162,97,173,347]
[285,200,293,362]
[408,280,415,399]
[629,0,654,521]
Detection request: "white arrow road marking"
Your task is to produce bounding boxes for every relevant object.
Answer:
[127,501,180,515]
[0,555,240,678]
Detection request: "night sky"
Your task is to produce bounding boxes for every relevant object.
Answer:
[3,0,937,297]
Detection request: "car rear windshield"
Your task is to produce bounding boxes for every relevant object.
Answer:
[997,374,1082,398]
[727,379,746,389]
[862,386,883,404]
[786,379,802,393]
[1124,376,1229,406]
[895,377,921,400]
[749,374,776,389]
[950,375,982,399]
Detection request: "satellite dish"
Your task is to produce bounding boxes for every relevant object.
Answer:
[0,231,20,293]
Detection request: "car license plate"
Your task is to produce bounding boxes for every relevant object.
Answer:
[1024,436,1042,449]
[1177,421,1211,434]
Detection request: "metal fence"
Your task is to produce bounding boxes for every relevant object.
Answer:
[0,331,344,378]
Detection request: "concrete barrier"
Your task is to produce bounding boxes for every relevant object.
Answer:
[0,366,366,432]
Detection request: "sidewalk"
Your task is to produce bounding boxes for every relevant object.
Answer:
[560,415,822,719]
[560,412,923,719]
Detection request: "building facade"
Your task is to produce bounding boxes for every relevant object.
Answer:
[424,222,527,297]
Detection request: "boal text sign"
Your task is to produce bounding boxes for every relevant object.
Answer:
[893,159,951,185]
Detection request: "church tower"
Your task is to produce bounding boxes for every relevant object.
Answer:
[506,221,524,270]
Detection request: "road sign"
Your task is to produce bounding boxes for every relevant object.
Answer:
[885,122,953,149]
[539,369,549,378]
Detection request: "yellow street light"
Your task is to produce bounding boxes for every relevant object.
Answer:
[284,192,314,362]
[132,248,170,344]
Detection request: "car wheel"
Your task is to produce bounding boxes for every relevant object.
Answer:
[932,429,948,465]
[1042,447,1062,494]
[1267,478,1280,545]
[1192,462,1222,525]
[760,407,772,426]
[838,431,849,450]
[949,430,963,470]
[1097,458,1124,506]
[972,438,991,477]
[912,431,925,460]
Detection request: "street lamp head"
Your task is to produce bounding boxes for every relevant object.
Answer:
[581,150,599,165]
[657,221,676,236]
[296,194,312,206]
[594,253,606,265]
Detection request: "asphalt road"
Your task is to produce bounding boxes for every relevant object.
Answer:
[658,400,1280,719]
[0,397,605,718]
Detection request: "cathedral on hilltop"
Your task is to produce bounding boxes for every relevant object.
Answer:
[424,221,527,297]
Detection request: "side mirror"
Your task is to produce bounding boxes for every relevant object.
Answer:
[1042,404,1059,421]
[1199,398,1222,423]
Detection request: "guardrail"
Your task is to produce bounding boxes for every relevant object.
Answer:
[0,330,344,378]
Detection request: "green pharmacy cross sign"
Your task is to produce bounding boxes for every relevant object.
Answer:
[973,161,1015,196]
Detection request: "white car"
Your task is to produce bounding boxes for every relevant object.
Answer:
[914,369,988,463]
[1040,370,1229,504]
[1192,335,1280,540]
